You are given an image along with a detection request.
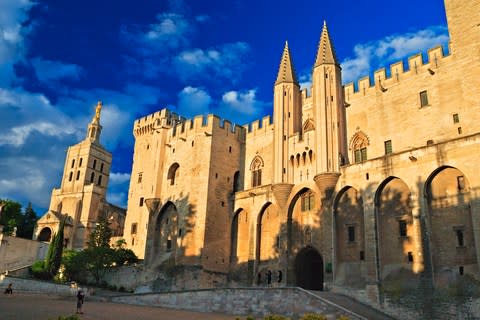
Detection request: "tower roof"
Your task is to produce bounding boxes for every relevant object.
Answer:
[275,41,298,85]
[314,21,338,67]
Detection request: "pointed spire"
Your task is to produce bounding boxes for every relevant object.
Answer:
[275,41,298,85]
[314,21,338,67]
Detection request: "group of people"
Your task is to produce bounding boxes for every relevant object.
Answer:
[258,269,283,286]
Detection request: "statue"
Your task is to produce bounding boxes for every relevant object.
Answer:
[93,101,102,121]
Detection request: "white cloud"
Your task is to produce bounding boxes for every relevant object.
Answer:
[0,0,35,85]
[109,173,131,185]
[174,42,250,82]
[106,191,127,208]
[299,73,312,92]
[341,26,449,84]
[31,58,83,82]
[122,13,192,55]
[218,89,269,124]
[177,86,211,116]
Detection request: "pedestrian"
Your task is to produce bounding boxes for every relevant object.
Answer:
[4,283,13,294]
[257,272,262,285]
[266,270,272,287]
[277,270,283,284]
[76,289,85,314]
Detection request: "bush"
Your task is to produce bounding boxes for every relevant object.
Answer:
[337,316,350,320]
[263,315,291,320]
[300,314,327,320]
[30,260,52,280]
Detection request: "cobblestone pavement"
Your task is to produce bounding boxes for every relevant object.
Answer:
[0,292,237,320]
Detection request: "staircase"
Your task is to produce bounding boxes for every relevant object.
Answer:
[307,290,396,320]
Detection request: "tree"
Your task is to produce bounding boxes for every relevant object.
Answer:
[0,199,22,235]
[0,199,37,239]
[45,217,66,277]
[87,215,112,248]
[18,203,37,239]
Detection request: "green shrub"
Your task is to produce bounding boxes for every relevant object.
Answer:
[49,315,80,320]
[337,316,350,320]
[300,314,327,320]
[263,315,291,320]
[30,260,52,280]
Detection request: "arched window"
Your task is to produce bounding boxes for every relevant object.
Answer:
[350,131,369,163]
[233,171,241,192]
[90,172,95,183]
[167,163,180,185]
[250,156,264,188]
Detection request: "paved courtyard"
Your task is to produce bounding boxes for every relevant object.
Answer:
[0,292,237,320]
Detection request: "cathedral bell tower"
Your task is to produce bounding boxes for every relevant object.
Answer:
[311,22,348,191]
[273,42,302,183]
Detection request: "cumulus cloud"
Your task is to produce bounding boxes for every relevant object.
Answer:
[299,72,312,92]
[174,42,250,82]
[341,26,449,83]
[218,89,269,124]
[109,173,131,185]
[31,58,83,83]
[177,86,211,116]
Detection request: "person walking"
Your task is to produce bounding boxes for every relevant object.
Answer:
[266,270,272,287]
[76,289,85,314]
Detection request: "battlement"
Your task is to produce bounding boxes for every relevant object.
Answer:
[344,45,449,102]
[133,109,245,141]
[243,115,274,138]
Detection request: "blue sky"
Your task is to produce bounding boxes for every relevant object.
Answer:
[0,0,449,215]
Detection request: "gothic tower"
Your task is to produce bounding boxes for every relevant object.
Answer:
[444,0,480,57]
[273,42,302,183]
[34,102,123,249]
[311,22,348,182]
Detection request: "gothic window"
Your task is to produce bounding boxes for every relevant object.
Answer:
[301,191,315,211]
[76,171,80,181]
[68,172,73,181]
[100,162,104,173]
[250,156,264,188]
[71,159,75,168]
[97,175,102,186]
[350,131,369,163]
[79,158,83,167]
[167,163,180,186]
[93,159,97,170]
[90,172,95,183]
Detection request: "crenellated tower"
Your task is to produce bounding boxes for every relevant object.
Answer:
[444,0,480,57]
[311,22,348,180]
[273,42,302,183]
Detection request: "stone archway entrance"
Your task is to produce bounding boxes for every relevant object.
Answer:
[38,227,52,242]
[295,246,324,290]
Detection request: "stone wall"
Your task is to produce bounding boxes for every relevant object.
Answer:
[0,233,48,274]
[111,287,364,319]
[0,275,79,296]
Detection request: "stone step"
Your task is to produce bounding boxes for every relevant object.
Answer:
[307,290,396,320]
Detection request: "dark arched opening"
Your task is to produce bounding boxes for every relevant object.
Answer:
[295,246,324,290]
[38,227,52,242]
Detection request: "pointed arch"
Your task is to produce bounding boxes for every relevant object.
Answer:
[303,118,315,133]
[167,163,180,185]
[349,131,370,163]
[250,156,264,187]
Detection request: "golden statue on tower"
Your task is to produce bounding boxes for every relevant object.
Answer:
[93,101,102,122]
